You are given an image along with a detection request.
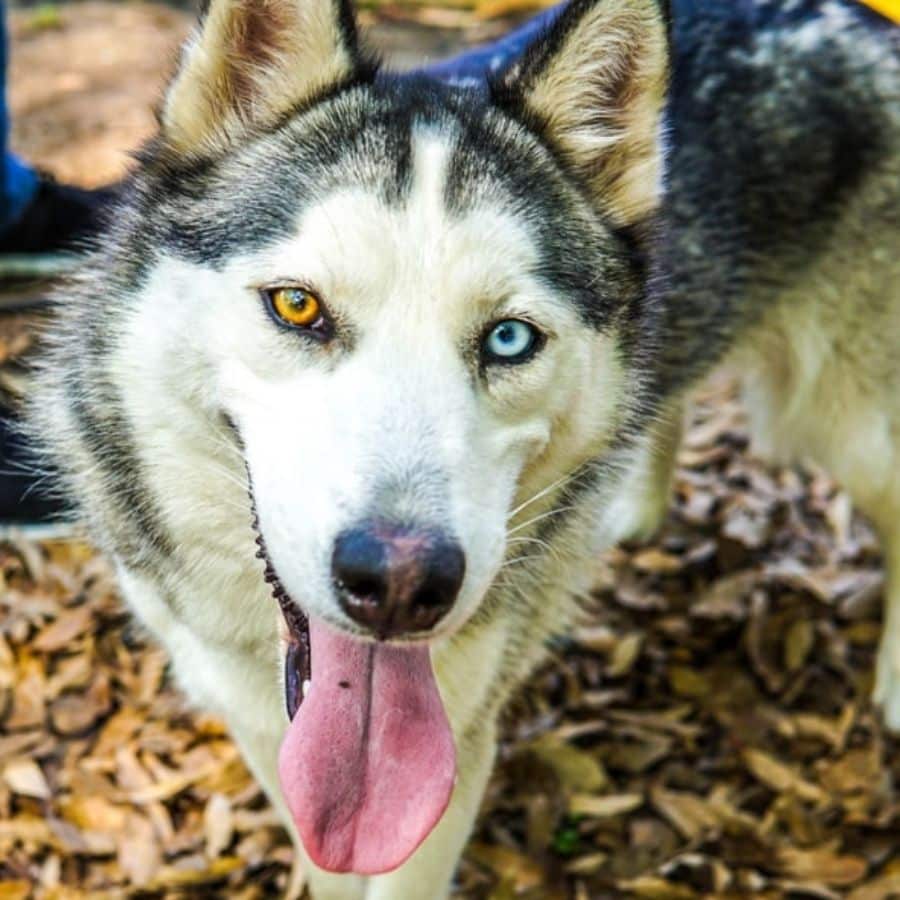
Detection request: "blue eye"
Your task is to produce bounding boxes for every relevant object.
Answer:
[483,319,541,364]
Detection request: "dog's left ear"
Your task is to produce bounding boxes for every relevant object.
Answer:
[496,0,670,225]
[161,0,367,155]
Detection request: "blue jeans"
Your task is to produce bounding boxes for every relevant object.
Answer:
[0,1,37,233]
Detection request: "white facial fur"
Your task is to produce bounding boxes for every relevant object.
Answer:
[111,126,626,640]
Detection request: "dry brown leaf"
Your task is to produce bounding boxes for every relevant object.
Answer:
[32,605,93,653]
[617,876,699,899]
[722,509,771,549]
[129,751,238,803]
[569,792,643,818]
[50,687,107,736]
[779,711,852,749]
[607,633,644,678]
[114,746,153,793]
[92,708,143,758]
[0,636,14,691]
[565,852,608,875]
[116,811,160,887]
[742,748,829,804]
[847,874,900,900]
[784,620,816,672]
[525,735,609,793]
[46,654,92,697]
[631,548,684,574]
[817,746,882,797]
[467,843,544,891]
[691,572,756,621]
[778,845,867,887]
[667,666,710,698]
[0,731,44,765]
[204,792,233,859]
[143,856,244,889]
[572,625,617,654]
[6,657,46,729]
[2,757,51,799]
[59,795,128,832]
[650,785,720,840]
[0,813,56,845]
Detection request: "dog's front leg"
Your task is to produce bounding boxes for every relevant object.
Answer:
[603,402,683,542]
[364,725,498,900]
[296,846,368,900]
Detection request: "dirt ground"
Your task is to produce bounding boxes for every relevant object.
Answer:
[7,2,189,186]
[3,4,900,899]
[6,1,510,186]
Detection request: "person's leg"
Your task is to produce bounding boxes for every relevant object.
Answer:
[0,0,38,232]
[0,0,114,255]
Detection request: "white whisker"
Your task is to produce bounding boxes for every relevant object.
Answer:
[506,470,578,522]
[506,504,579,537]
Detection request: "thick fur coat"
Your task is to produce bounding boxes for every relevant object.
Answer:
[28,0,899,896]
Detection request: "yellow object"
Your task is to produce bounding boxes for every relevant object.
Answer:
[858,0,900,24]
[270,287,322,327]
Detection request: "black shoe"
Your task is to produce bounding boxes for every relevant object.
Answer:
[0,405,72,524]
[0,173,116,255]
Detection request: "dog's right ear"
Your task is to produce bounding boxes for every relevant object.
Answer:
[494,0,669,226]
[161,0,367,155]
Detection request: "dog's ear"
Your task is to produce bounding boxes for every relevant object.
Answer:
[161,0,367,154]
[495,0,669,226]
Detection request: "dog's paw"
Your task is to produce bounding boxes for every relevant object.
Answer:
[874,636,900,731]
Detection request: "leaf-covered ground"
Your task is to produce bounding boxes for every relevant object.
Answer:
[3,4,900,898]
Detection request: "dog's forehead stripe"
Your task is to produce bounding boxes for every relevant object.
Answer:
[409,127,455,224]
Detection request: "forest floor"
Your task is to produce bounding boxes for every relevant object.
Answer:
[2,3,899,898]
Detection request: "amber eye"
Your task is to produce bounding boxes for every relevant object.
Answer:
[267,287,322,328]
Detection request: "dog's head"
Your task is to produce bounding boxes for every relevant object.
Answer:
[88,0,670,874]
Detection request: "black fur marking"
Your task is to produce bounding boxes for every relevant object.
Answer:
[139,84,421,266]
[247,468,311,721]
[65,341,178,572]
[654,0,897,393]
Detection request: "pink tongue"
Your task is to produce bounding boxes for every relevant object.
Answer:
[277,619,456,875]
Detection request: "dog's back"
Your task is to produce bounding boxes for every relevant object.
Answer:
[657,0,900,721]
[660,0,900,385]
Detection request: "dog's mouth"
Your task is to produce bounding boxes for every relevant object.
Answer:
[247,483,456,876]
[250,507,311,720]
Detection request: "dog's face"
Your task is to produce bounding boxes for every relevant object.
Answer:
[135,0,667,638]
[186,110,643,641]
[100,0,669,873]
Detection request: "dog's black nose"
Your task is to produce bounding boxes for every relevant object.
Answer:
[332,522,465,638]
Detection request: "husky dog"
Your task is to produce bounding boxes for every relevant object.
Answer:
[28,0,899,896]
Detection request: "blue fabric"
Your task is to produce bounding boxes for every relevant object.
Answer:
[0,1,38,232]
[422,5,566,85]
